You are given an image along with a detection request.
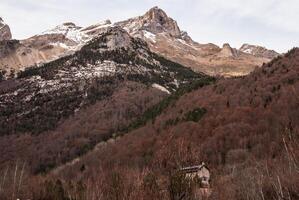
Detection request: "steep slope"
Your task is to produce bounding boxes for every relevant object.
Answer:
[0,17,11,41]
[0,26,210,175]
[51,49,299,199]
[116,7,278,77]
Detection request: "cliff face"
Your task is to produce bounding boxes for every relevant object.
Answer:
[116,6,182,38]
[0,17,12,41]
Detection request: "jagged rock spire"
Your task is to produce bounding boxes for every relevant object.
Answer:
[219,43,238,57]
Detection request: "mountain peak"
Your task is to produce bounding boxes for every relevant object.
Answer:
[223,43,232,48]
[43,22,81,35]
[116,7,182,38]
[219,43,238,58]
[0,17,12,41]
[146,6,167,17]
[142,7,181,37]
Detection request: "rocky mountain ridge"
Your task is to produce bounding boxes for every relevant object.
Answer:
[239,43,280,59]
[0,7,279,78]
[116,7,279,77]
[0,19,115,79]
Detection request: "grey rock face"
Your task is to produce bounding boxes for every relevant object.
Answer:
[0,17,12,41]
[116,6,182,38]
[142,6,181,37]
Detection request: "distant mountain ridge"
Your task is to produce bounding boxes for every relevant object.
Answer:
[116,7,279,76]
[0,7,279,78]
[239,43,279,59]
[0,19,113,78]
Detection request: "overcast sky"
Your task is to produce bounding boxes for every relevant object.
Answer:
[1,0,298,53]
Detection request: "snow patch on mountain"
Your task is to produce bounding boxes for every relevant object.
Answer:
[243,48,253,54]
[74,61,117,78]
[41,20,112,45]
[152,83,170,94]
[81,20,112,34]
[49,42,74,50]
[143,31,156,43]
[42,23,87,43]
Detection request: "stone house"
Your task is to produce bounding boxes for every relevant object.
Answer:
[180,162,210,187]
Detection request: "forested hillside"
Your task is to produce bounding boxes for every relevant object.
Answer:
[35,48,299,200]
[0,26,210,181]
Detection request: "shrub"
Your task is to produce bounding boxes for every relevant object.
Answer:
[37,180,69,200]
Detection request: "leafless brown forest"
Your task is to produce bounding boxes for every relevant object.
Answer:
[1,49,299,199]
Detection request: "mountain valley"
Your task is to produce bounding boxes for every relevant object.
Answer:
[0,5,297,200]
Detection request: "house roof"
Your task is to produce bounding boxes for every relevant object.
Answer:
[180,162,209,173]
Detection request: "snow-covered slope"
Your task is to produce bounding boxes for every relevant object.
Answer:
[42,20,113,46]
[42,22,89,44]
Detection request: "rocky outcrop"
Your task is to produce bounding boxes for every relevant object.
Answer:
[218,43,238,58]
[0,40,19,58]
[240,44,279,59]
[115,6,182,38]
[0,17,12,41]
[142,6,181,37]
